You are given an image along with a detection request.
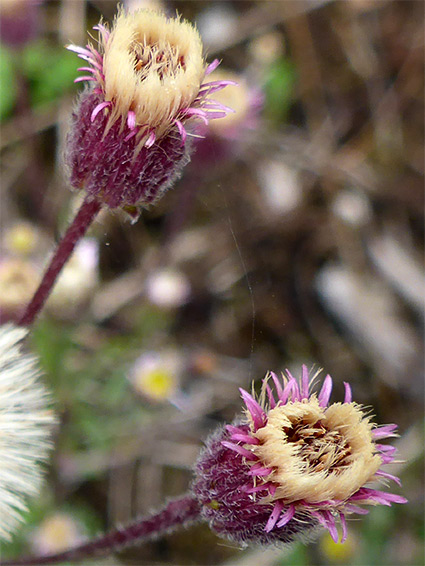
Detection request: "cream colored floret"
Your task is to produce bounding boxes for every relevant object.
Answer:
[251,398,381,504]
[102,10,205,137]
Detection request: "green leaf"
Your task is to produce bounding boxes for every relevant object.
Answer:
[21,40,77,107]
[277,543,308,565]
[0,47,17,120]
[264,57,297,124]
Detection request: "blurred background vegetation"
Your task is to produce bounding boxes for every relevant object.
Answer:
[0,0,423,565]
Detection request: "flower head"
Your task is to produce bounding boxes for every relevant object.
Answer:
[129,349,182,402]
[0,324,56,541]
[145,268,191,308]
[65,8,234,217]
[31,512,84,555]
[0,257,39,322]
[192,366,406,545]
[46,237,99,318]
[3,221,40,257]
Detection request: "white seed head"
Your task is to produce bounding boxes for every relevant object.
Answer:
[0,324,56,541]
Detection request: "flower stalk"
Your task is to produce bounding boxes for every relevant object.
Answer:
[18,198,101,327]
[1,495,201,565]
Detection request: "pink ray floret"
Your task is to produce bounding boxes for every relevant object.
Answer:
[229,432,259,445]
[265,383,277,408]
[338,512,348,543]
[225,424,242,435]
[317,374,333,407]
[174,120,186,145]
[124,129,138,142]
[67,44,103,70]
[93,23,110,43]
[145,131,156,148]
[245,481,275,494]
[350,487,407,505]
[265,500,284,532]
[248,465,274,477]
[270,371,284,400]
[343,503,370,515]
[74,76,96,83]
[205,58,220,75]
[276,504,295,528]
[300,364,310,399]
[376,444,397,454]
[343,381,352,403]
[203,110,228,120]
[77,67,97,74]
[91,101,111,122]
[374,470,402,486]
[202,100,235,113]
[221,441,257,461]
[322,510,339,543]
[127,111,136,130]
[239,388,266,430]
[372,424,398,439]
[182,107,209,124]
[199,79,238,91]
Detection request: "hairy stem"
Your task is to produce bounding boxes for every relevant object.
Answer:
[2,494,201,565]
[18,198,102,327]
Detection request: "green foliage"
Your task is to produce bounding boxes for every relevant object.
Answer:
[264,57,297,124]
[0,46,17,120]
[21,40,77,108]
[277,543,308,565]
[30,313,172,456]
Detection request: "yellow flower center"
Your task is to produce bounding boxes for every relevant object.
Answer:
[251,397,382,504]
[134,368,176,401]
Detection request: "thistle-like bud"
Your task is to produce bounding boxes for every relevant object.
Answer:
[65,9,234,218]
[192,366,407,545]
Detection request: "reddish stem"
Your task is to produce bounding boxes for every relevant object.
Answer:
[2,494,201,565]
[18,198,102,327]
